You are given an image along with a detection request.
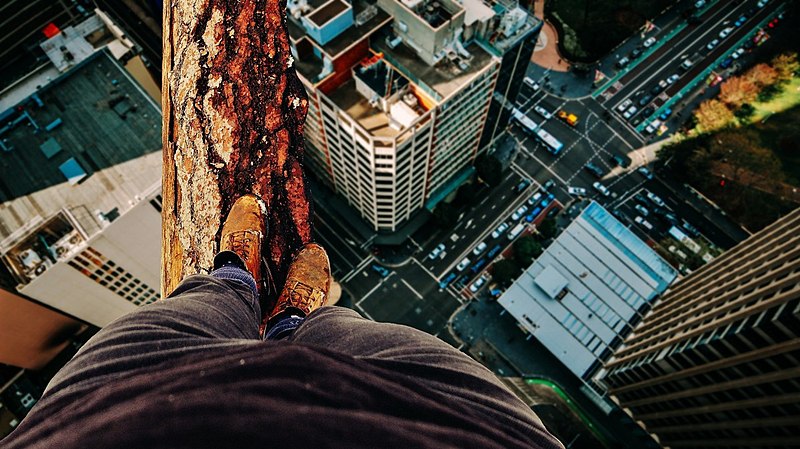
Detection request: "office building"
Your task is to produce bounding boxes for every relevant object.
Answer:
[289,0,540,233]
[498,202,678,381]
[0,13,163,328]
[599,208,800,448]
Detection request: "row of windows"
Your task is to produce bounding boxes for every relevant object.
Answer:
[67,247,160,306]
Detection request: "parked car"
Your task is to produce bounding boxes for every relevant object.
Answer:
[642,105,656,117]
[635,216,654,230]
[470,258,488,274]
[694,0,706,8]
[638,94,653,107]
[371,264,391,277]
[525,206,543,222]
[616,99,633,113]
[511,205,528,221]
[634,204,650,217]
[469,274,490,293]
[527,191,543,205]
[646,191,666,207]
[637,166,654,179]
[543,179,556,191]
[508,223,525,240]
[643,37,656,48]
[456,257,471,272]
[472,241,487,256]
[658,108,672,120]
[630,48,643,59]
[644,120,662,135]
[439,272,457,289]
[666,73,680,84]
[491,222,510,238]
[568,186,587,196]
[593,182,611,197]
[731,47,746,59]
[681,58,694,70]
[720,57,734,69]
[487,244,502,259]
[428,243,446,260]
[757,0,768,8]
[734,15,747,27]
[584,162,605,178]
[534,105,552,120]
[623,105,638,119]
[616,56,630,69]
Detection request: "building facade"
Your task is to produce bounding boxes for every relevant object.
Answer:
[598,208,800,448]
[290,0,540,232]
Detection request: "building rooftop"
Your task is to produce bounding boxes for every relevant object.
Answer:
[0,49,162,243]
[373,32,495,101]
[498,202,677,380]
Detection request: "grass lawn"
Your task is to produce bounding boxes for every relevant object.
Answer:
[750,77,800,122]
[547,0,674,61]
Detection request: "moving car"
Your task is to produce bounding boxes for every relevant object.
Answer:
[611,154,631,168]
[694,0,706,8]
[666,73,680,84]
[456,257,471,272]
[491,222,510,238]
[511,205,528,221]
[719,27,733,39]
[706,39,719,50]
[637,166,654,179]
[568,186,587,196]
[523,77,540,90]
[515,179,531,192]
[428,243,446,260]
[472,242,487,256]
[681,58,694,70]
[534,105,552,120]
[557,110,579,126]
[584,162,605,178]
[592,182,611,197]
[734,15,747,27]
[757,0,768,8]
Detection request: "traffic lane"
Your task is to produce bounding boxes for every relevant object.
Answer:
[314,212,366,278]
[424,174,530,278]
[664,0,783,99]
[343,263,384,302]
[606,0,747,106]
[358,261,462,335]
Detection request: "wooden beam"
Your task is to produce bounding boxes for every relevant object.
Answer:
[161,0,313,316]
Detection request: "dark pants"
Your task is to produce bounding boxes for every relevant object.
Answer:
[42,274,538,428]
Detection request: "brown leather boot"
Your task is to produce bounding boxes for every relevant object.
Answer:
[213,194,267,292]
[267,243,331,326]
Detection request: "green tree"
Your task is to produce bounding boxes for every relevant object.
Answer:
[492,259,521,286]
[537,218,558,240]
[513,236,542,266]
[432,202,459,229]
[734,103,755,121]
[475,153,503,187]
[757,83,783,102]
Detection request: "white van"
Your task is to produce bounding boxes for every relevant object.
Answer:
[508,223,525,240]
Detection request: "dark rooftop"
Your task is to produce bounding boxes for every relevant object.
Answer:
[0,49,161,240]
[308,0,349,27]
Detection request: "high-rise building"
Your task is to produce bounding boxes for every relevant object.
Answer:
[289,0,540,233]
[0,13,163,328]
[598,208,800,448]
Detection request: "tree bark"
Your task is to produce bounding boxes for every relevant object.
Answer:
[161,0,313,315]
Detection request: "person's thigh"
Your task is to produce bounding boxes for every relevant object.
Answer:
[44,275,261,398]
[290,306,496,379]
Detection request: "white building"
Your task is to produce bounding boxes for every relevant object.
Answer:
[0,13,163,327]
[498,202,678,382]
[290,0,538,233]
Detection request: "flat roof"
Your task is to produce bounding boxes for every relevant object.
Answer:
[0,50,162,241]
[498,202,677,379]
[328,79,400,138]
[288,0,392,59]
[373,34,496,100]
